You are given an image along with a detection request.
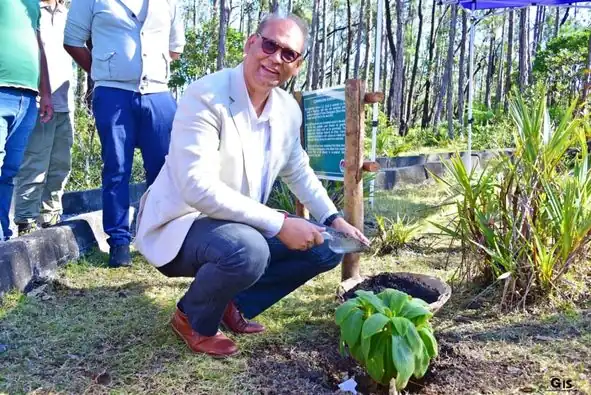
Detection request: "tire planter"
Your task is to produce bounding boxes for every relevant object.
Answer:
[336,272,451,314]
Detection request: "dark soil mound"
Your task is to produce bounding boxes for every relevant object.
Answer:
[342,272,440,304]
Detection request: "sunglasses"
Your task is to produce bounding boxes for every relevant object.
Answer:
[257,34,302,64]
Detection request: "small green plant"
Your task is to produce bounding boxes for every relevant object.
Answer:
[335,289,438,392]
[372,214,421,255]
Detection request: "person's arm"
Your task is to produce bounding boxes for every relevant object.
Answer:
[168,0,185,59]
[277,101,369,246]
[63,0,93,72]
[64,45,92,73]
[37,31,53,123]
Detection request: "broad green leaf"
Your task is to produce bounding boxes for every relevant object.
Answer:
[361,334,372,361]
[391,335,414,391]
[391,317,409,336]
[361,313,390,339]
[413,342,431,379]
[336,300,360,325]
[400,300,433,327]
[342,309,364,348]
[418,327,438,358]
[383,336,396,384]
[366,335,386,384]
[350,342,364,362]
[405,323,424,356]
[354,290,388,314]
[378,289,410,315]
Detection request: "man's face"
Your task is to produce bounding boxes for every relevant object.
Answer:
[243,19,305,92]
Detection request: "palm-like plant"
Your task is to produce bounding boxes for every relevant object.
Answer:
[433,89,591,307]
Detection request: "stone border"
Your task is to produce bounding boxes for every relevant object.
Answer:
[0,207,138,296]
[375,149,513,190]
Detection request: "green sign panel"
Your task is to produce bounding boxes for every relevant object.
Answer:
[302,86,346,181]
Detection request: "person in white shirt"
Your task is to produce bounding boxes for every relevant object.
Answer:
[64,0,185,267]
[133,13,369,357]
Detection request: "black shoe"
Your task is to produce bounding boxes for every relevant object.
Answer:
[109,244,132,268]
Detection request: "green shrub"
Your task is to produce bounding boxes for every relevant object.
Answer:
[371,214,421,255]
[336,289,437,391]
[433,89,591,307]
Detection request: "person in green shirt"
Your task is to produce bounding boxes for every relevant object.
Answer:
[0,0,53,241]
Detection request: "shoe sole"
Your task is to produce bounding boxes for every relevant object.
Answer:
[170,321,239,359]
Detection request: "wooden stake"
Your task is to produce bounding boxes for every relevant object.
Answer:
[293,92,309,219]
[342,80,365,281]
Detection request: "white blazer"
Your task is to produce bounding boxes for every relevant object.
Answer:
[133,64,338,267]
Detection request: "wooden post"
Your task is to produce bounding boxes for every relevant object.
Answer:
[342,79,366,281]
[293,92,309,219]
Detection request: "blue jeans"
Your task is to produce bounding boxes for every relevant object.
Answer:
[0,88,38,240]
[92,87,176,247]
[157,217,344,336]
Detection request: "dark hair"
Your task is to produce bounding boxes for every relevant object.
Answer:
[255,13,309,52]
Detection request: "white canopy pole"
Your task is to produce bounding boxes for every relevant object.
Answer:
[370,0,384,209]
[466,5,476,171]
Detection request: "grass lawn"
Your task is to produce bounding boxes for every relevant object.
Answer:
[1,183,590,394]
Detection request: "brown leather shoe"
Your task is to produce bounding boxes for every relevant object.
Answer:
[170,308,238,357]
[221,301,266,334]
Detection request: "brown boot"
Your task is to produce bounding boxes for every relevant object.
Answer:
[221,301,265,334]
[170,308,238,357]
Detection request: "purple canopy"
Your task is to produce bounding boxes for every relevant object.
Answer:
[458,0,588,9]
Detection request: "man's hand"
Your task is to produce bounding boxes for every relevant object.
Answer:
[331,217,370,246]
[39,94,53,123]
[277,217,326,251]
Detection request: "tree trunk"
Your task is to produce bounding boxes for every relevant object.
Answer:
[306,0,320,90]
[434,5,455,132]
[421,0,438,128]
[364,0,372,84]
[239,1,245,35]
[446,5,458,138]
[287,0,292,13]
[484,33,495,110]
[457,9,467,128]
[330,2,337,86]
[354,0,366,78]
[382,24,388,96]
[247,2,253,36]
[518,8,527,89]
[258,0,267,25]
[385,0,397,119]
[320,0,328,87]
[494,14,505,110]
[554,8,560,37]
[217,0,230,71]
[392,0,405,127]
[346,0,353,79]
[504,10,514,112]
[270,0,278,13]
[406,0,423,128]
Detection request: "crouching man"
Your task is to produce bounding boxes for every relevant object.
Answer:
[133,13,368,357]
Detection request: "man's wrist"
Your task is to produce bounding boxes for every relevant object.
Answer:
[323,212,343,227]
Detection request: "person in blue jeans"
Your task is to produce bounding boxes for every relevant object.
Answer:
[133,14,369,357]
[64,0,185,267]
[0,1,54,241]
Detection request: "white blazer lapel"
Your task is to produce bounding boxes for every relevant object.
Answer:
[228,67,255,197]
